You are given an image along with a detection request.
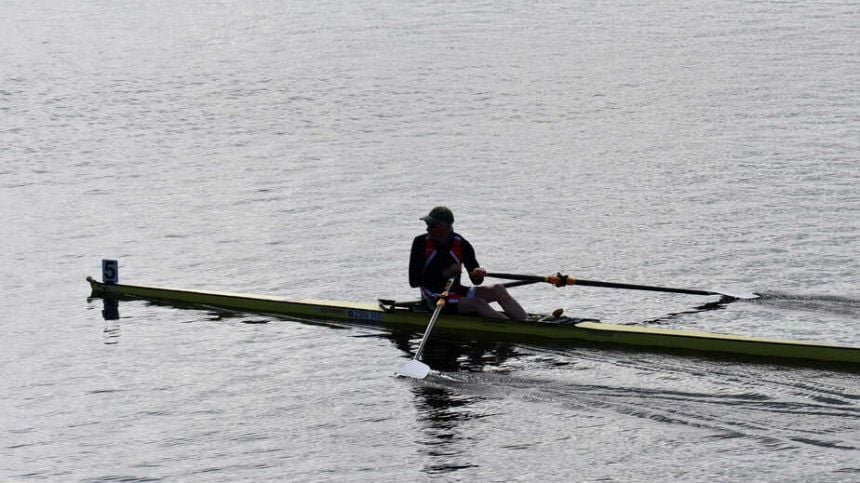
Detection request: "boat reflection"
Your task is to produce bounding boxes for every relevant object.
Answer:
[91,293,524,371]
[389,328,521,373]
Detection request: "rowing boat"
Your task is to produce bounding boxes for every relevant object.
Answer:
[86,276,860,366]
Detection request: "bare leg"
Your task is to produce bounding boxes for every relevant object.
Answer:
[457,297,508,319]
[465,284,528,321]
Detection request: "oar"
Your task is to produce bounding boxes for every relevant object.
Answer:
[486,272,759,300]
[396,278,456,379]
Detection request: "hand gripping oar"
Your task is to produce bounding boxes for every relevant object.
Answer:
[486,272,759,300]
[396,278,456,379]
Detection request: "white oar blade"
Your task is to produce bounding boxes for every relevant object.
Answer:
[397,360,431,379]
[715,289,760,300]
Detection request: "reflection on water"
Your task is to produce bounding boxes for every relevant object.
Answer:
[86,291,859,480]
[98,296,121,344]
[389,328,523,373]
[100,296,119,321]
[411,384,482,475]
[419,358,860,453]
[389,331,534,475]
[640,297,733,325]
[92,296,510,476]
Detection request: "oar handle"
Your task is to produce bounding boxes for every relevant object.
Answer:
[485,272,573,287]
[486,272,556,283]
[502,279,542,288]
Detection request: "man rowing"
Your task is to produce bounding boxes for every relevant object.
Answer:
[409,206,528,321]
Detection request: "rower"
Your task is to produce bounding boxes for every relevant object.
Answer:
[408,206,528,321]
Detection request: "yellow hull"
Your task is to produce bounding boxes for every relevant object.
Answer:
[87,278,860,366]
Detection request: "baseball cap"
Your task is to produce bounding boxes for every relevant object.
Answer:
[419,206,454,225]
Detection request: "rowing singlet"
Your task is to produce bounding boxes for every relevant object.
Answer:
[420,235,464,303]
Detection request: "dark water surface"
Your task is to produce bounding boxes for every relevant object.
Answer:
[2,0,858,481]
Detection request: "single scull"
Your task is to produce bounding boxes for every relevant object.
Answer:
[86,276,859,366]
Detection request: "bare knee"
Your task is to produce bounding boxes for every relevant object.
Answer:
[458,298,506,319]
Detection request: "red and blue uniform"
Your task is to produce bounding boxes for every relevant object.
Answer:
[409,232,480,306]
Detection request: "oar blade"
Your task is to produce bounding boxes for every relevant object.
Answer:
[715,289,760,300]
[397,360,431,379]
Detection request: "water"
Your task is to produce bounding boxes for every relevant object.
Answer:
[2,0,858,481]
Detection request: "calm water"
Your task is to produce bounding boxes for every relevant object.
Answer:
[2,0,859,481]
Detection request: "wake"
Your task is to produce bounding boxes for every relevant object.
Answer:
[752,292,860,318]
